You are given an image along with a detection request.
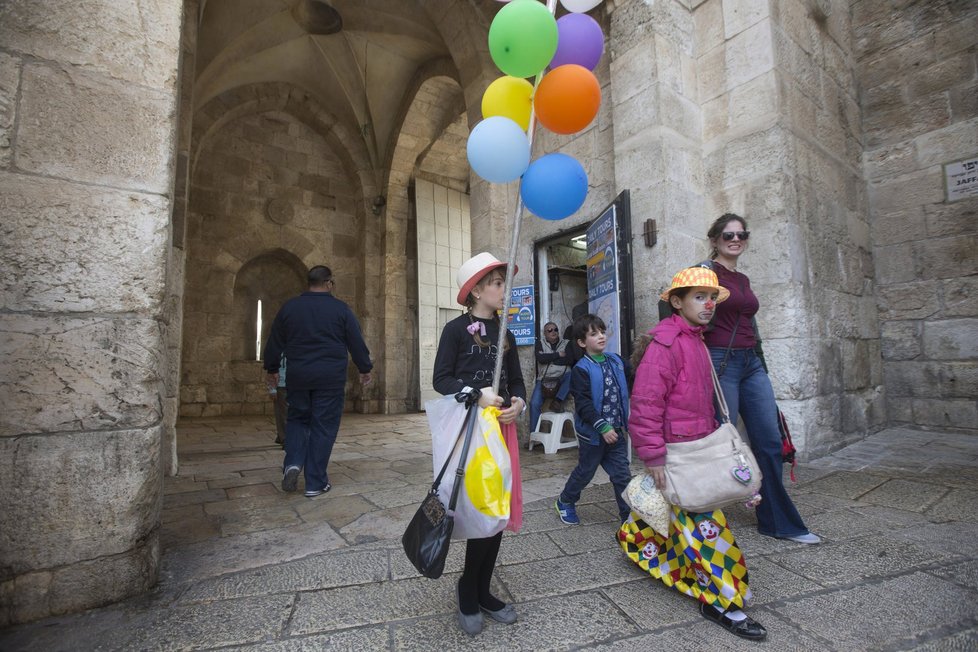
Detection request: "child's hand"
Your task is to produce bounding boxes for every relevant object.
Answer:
[477,387,504,409]
[601,428,618,444]
[497,397,523,424]
[645,464,667,490]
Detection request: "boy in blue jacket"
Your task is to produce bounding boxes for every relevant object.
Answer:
[555,314,632,525]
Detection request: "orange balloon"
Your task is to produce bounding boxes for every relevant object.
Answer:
[533,64,601,135]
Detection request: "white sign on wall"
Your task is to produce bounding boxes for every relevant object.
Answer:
[943,155,978,202]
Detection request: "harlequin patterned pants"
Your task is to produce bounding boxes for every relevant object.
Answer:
[617,507,753,611]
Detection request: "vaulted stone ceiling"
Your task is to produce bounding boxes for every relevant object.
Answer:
[194,0,493,176]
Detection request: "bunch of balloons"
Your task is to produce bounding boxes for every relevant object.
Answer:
[466,0,604,220]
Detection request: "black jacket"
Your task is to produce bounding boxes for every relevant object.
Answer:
[263,291,372,390]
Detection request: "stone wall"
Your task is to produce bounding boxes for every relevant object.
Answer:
[181,109,364,418]
[0,0,183,626]
[857,0,978,432]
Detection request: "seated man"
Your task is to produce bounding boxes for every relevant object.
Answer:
[529,321,573,431]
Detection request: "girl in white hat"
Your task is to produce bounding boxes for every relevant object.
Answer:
[432,252,526,636]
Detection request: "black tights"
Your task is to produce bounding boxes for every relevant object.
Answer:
[457,532,505,615]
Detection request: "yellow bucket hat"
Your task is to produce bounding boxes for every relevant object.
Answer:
[659,266,731,302]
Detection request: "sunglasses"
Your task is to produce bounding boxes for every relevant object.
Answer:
[721,231,750,241]
[544,327,558,333]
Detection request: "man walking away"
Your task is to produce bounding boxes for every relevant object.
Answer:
[263,265,373,498]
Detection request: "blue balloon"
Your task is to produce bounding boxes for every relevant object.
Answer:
[520,153,588,220]
[466,116,530,183]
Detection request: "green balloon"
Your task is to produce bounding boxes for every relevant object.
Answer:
[488,0,559,79]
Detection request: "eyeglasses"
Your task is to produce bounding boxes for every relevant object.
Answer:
[721,231,750,241]
[544,327,558,333]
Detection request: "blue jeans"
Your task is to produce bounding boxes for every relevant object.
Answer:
[708,347,809,538]
[529,372,571,431]
[283,388,345,493]
[559,429,632,521]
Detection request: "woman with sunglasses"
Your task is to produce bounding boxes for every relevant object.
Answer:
[704,213,821,545]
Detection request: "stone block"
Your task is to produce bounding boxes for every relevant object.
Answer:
[934,12,978,57]
[915,117,978,170]
[870,207,926,246]
[0,425,161,579]
[0,315,163,436]
[911,398,978,430]
[841,338,873,390]
[907,52,977,99]
[696,41,727,102]
[722,0,769,38]
[949,80,978,121]
[914,234,978,280]
[880,320,921,360]
[865,91,952,149]
[922,318,978,360]
[16,63,177,193]
[876,280,941,320]
[884,360,978,399]
[869,167,944,215]
[729,69,778,131]
[859,32,936,90]
[0,51,20,169]
[873,243,917,284]
[692,0,723,56]
[924,199,976,239]
[725,19,775,91]
[942,277,978,317]
[0,172,169,314]
[0,0,181,90]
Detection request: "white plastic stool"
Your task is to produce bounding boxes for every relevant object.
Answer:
[528,412,579,455]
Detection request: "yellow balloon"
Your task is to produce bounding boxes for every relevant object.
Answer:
[481,76,534,132]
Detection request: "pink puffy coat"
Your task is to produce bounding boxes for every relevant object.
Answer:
[629,314,719,467]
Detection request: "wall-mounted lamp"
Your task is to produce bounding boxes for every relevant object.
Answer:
[371,195,386,215]
[643,219,657,247]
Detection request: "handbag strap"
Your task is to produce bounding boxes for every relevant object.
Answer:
[447,404,479,511]
[706,343,732,424]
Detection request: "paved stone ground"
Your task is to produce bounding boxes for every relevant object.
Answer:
[2,417,978,650]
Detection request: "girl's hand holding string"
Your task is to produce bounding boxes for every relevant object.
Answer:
[497,397,523,424]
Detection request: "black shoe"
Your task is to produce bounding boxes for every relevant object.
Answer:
[699,602,767,641]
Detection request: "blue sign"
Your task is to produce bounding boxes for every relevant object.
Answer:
[506,285,535,346]
[586,205,622,355]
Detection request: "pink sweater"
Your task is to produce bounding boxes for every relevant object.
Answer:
[628,314,719,466]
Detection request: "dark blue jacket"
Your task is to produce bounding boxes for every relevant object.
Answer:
[263,291,372,391]
[571,353,630,445]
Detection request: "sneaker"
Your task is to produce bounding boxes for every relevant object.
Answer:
[282,466,300,492]
[786,532,822,544]
[304,483,331,498]
[555,499,579,525]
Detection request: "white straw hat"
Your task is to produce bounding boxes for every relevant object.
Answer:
[456,252,518,305]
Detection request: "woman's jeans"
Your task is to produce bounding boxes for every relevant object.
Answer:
[528,372,571,431]
[708,347,809,538]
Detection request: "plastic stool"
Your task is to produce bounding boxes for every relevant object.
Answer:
[528,412,579,455]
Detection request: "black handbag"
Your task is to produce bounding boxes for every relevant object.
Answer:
[402,404,478,579]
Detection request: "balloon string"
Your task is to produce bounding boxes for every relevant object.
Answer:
[492,0,558,397]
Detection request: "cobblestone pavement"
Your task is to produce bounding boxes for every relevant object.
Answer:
[2,417,977,650]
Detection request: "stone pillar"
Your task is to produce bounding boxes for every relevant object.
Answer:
[608,0,705,333]
[0,0,183,625]
[694,0,886,456]
[858,0,978,432]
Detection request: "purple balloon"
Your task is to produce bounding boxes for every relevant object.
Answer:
[550,13,604,71]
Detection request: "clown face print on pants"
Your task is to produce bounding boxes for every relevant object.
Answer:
[640,541,658,560]
[694,567,711,587]
[697,519,720,541]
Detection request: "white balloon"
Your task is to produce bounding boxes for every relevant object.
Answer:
[560,0,602,12]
